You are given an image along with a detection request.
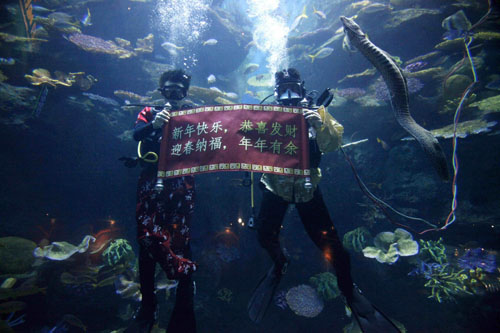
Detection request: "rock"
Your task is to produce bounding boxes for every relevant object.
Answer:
[0,83,36,126]
[444,74,472,100]
[406,67,444,82]
[0,237,36,274]
[470,94,500,114]
[384,8,441,30]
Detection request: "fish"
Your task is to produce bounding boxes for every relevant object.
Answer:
[209,86,223,93]
[342,34,356,53]
[225,92,238,100]
[290,5,308,32]
[308,47,334,63]
[376,137,390,151]
[81,8,92,27]
[442,10,471,33]
[0,58,15,65]
[485,79,500,91]
[243,63,259,75]
[203,38,218,46]
[0,278,16,289]
[313,5,326,20]
[207,74,216,84]
[33,85,49,117]
[341,16,449,181]
[255,74,265,81]
[32,5,54,14]
[161,41,184,56]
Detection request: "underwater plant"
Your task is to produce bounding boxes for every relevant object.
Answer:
[101,239,135,267]
[362,228,419,264]
[309,272,341,301]
[419,238,447,265]
[343,226,371,253]
[423,263,471,303]
[458,248,497,273]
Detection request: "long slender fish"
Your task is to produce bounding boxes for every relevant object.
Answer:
[340,16,449,181]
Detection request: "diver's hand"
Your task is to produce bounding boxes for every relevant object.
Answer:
[152,109,171,129]
[303,109,322,130]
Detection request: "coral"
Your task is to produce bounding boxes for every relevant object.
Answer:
[403,61,427,73]
[406,67,444,82]
[362,228,419,264]
[435,38,465,52]
[217,288,232,303]
[470,94,500,115]
[444,74,472,100]
[274,290,288,310]
[309,272,340,301]
[458,248,497,273]
[423,264,471,303]
[419,238,447,265]
[383,8,441,29]
[335,88,366,100]
[286,285,324,318]
[102,239,135,267]
[25,68,73,87]
[34,235,95,261]
[0,237,36,275]
[424,118,497,139]
[114,90,147,102]
[343,227,371,253]
[338,68,377,84]
[373,76,423,101]
[65,33,136,59]
[440,93,476,115]
[474,31,500,41]
[134,33,154,54]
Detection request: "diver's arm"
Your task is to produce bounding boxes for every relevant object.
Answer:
[315,106,344,153]
[133,121,155,141]
[133,107,156,141]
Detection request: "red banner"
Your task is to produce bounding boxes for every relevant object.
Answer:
[157,104,310,179]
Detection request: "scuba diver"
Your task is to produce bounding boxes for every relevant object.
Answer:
[248,68,401,332]
[126,69,197,333]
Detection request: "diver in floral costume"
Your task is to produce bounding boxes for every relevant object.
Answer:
[248,68,400,332]
[128,69,196,333]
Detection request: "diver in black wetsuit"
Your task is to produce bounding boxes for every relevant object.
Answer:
[248,68,401,333]
[127,69,197,333]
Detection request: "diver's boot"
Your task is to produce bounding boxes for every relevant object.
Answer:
[345,285,401,333]
[247,260,288,323]
[126,302,158,333]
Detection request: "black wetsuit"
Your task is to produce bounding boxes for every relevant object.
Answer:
[256,120,354,299]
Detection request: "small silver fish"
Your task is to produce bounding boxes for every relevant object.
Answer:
[203,38,218,46]
[32,5,54,14]
[207,74,216,84]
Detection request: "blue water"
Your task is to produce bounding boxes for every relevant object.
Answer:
[0,0,499,332]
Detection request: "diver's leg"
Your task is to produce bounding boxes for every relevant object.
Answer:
[297,189,401,332]
[138,241,157,310]
[295,188,353,298]
[256,188,289,268]
[248,188,289,323]
[167,274,196,333]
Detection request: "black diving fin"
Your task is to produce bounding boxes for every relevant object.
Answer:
[247,263,285,323]
[346,286,401,333]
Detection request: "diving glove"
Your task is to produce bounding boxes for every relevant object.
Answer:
[152,109,171,129]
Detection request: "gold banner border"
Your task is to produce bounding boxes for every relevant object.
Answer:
[170,104,303,117]
[159,165,310,178]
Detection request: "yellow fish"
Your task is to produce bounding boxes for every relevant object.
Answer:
[313,5,326,20]
[308,47,334,63]
[376,137,390,150]
[290,5,308,31]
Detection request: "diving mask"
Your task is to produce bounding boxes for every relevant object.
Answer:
[158,80,187,100]
[275,81,303,103]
